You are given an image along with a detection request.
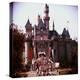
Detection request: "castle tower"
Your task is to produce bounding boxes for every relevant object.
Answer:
[25,19,33,63]
[43,4,50,30]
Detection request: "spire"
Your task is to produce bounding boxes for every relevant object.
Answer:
[53,21,55,30]
[43,4,50,29]
[62,21,70,38]
[37,14,41,24]
[44,4,49,14]
[25,19,32,31]
[62,28,70,38]
[27,19,30,24]
[45,4,49,8]
[66,29,70,38]
[44,4,49,20]
[38,18,44,28]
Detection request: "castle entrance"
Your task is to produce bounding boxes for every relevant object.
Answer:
[35,40,50,58]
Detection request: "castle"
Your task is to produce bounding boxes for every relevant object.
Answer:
[25,4,77,68]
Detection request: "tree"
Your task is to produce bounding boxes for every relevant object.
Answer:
[10,23,25,77]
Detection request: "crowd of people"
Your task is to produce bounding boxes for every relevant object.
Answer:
[31,52,55,76]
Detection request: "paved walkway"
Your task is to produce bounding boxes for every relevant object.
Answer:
[15,68,72,77]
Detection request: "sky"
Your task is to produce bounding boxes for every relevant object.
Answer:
[10,2,78,39]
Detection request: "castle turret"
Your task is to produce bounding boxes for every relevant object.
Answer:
[25,19,33,63]
[62,28,70,39]
[25,19,32,38]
